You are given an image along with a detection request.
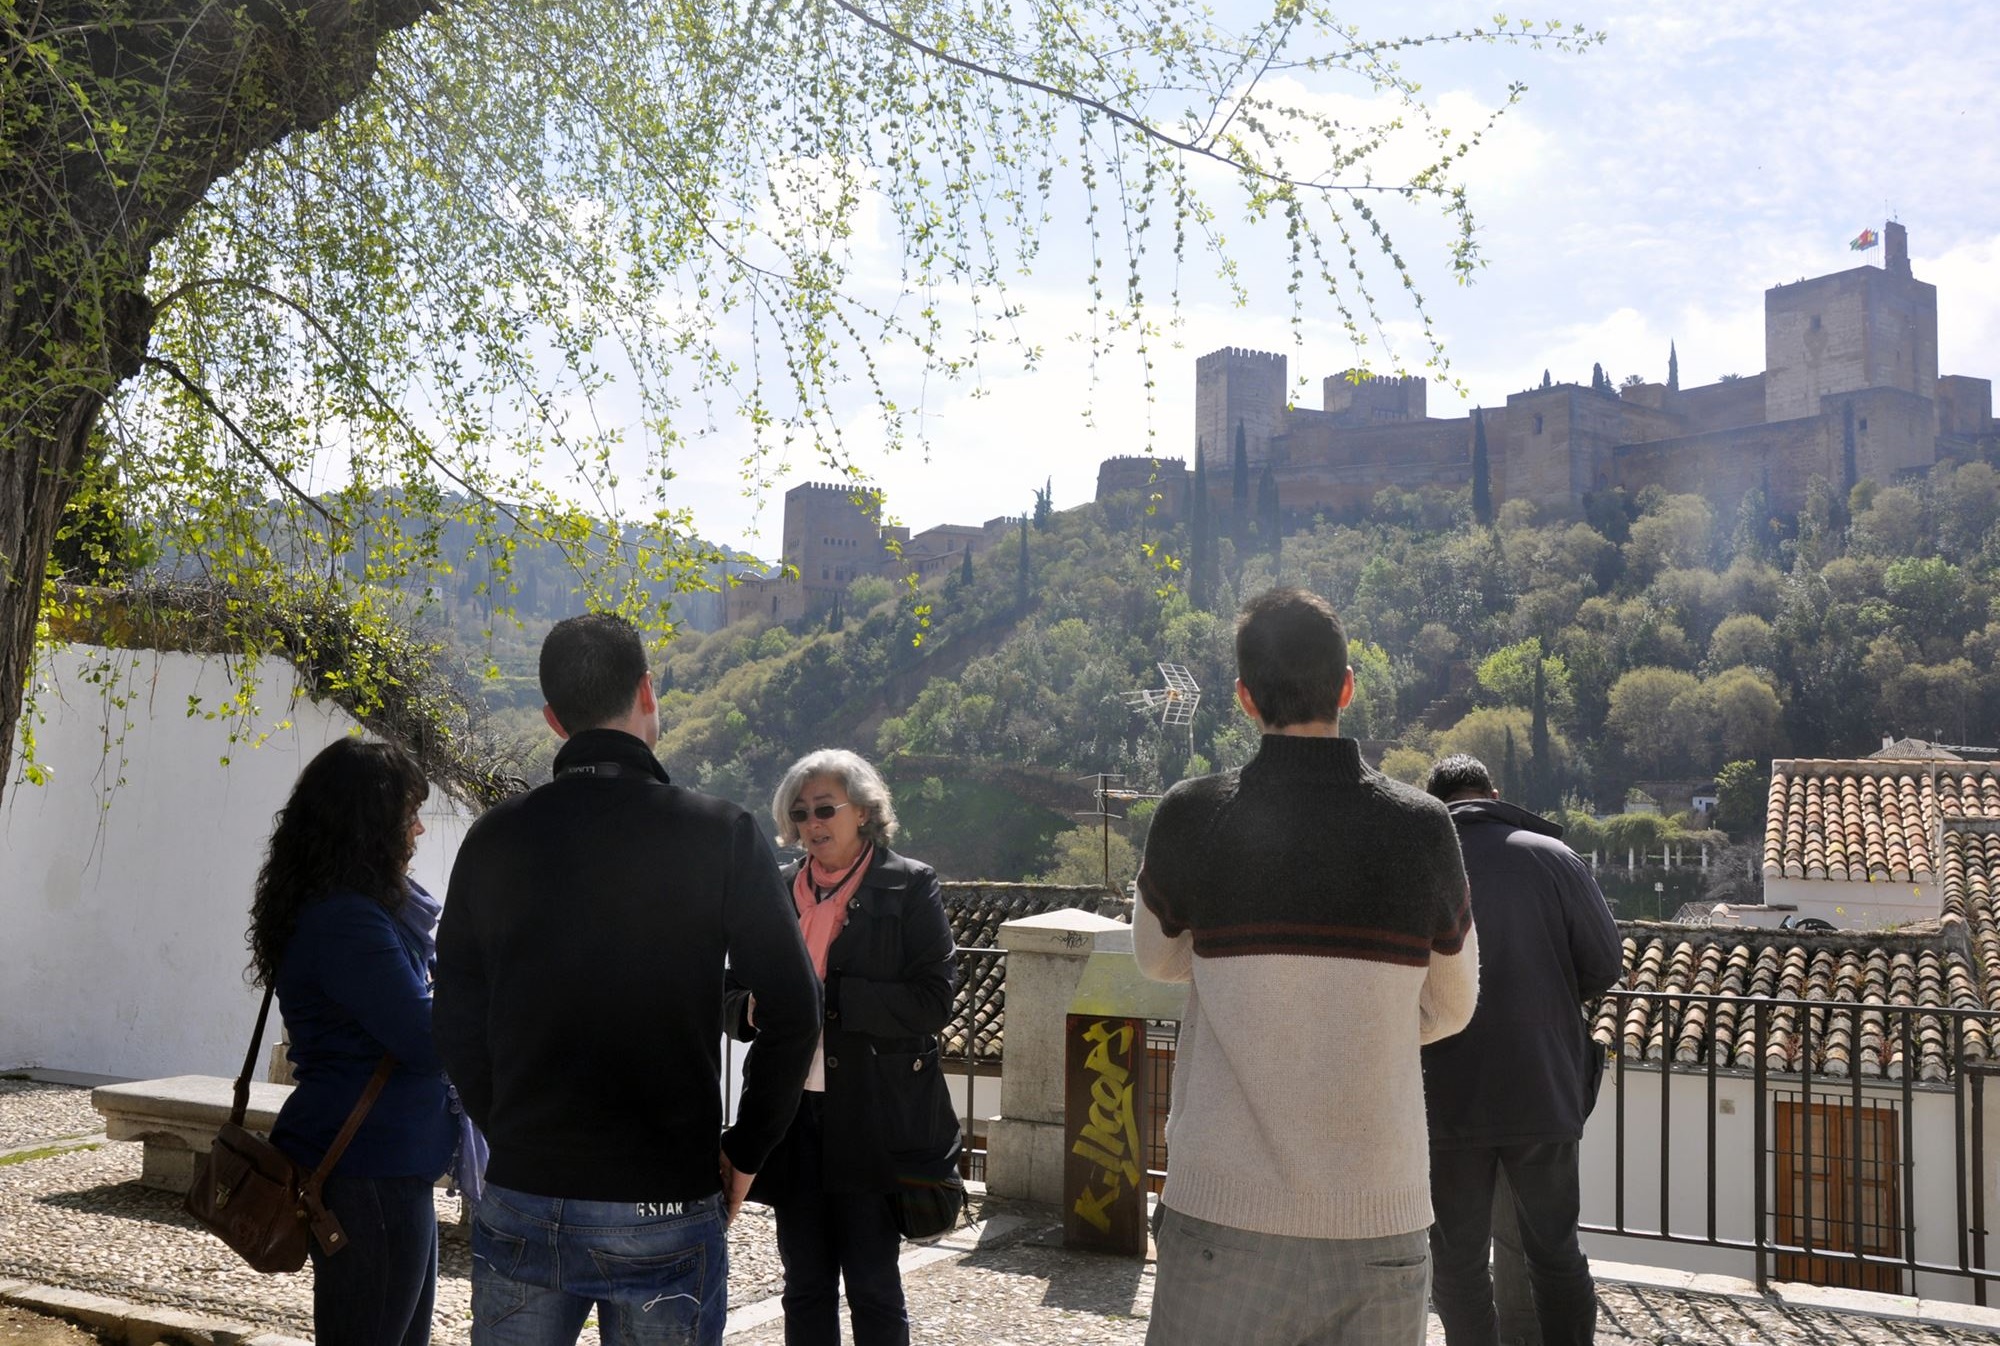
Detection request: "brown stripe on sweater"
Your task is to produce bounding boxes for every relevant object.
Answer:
[1194,928,1437,966]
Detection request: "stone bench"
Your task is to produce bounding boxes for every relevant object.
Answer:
[92,1075,292,1194]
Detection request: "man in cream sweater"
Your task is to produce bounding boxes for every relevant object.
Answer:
[1136,587,1481,1345]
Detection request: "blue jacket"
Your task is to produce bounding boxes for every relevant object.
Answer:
[1421,798,1624,1147]
[269,889,456,1180]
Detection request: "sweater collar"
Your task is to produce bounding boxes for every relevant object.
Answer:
[1242,733,1365,784]
[551,728,671,784]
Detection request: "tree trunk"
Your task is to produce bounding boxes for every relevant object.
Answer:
[0,0,438,805]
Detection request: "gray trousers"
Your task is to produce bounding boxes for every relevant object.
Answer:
[1147,1206,1430,1346]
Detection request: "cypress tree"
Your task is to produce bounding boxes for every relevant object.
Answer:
[1503,726,1520,800]
[1529,643,1552,811]
[1541,369,1552,390]
[1257,462,1281,554]
[1231,419,1250,541]
[1016,516,1030,609]
[1471,408,1492,526]
[1190,440,1212,610]
[1033,477,1053,530]
[1667,340,1680,392]
[1591,362,1606,393]
[959,543,974,587]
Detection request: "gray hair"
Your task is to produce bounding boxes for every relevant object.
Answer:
[772,748,899,848]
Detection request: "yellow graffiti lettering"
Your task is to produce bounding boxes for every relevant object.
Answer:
[1074,1017,1147,1230]
[1073,1179,1118,1233]
[1083,1021,1134,1084]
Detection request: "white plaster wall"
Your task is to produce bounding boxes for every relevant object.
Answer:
[1761,876,1940,931]
[1582,1067,1993,1303]
[1,645,476,1081]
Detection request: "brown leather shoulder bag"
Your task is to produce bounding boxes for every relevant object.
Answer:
[182,986,393,1273]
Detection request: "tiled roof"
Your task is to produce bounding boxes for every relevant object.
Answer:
[1762,759,2000,882]
[1592,923,1992,1083]
[940,883,1132,1065]
[1941,824,2000,1014]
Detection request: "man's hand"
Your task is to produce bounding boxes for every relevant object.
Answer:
[719,1148,754,1226]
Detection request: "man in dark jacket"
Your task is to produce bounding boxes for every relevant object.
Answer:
[435,612,820,1345]
[1421,754,1622,1346]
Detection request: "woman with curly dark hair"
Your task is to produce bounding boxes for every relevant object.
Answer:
[252,738,455,1346]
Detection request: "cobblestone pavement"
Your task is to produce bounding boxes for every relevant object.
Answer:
[1,1086,1994,1345]
[0,1081,101,1155]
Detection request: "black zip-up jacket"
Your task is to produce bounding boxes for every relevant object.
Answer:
[725,848,961,1200]
[434,729,820,1201]
[1420,798,1623,1147]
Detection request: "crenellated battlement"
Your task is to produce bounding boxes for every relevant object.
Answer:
[787,480,883,498]
[1330,370,1424,388]
[1196,347,1287,373]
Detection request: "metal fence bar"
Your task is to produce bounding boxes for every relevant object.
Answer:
[1614,992,1628,1234]
[1974,1064,1989,1308]
[1706,1018,1719,1246]
[1902,1011,1917,1283]
[1957,1015,1972,1280]
[1660,994,1677,1240]
[1849,1022,1866,1288]
[1752,997,1770,1291]
[1800,1000,1816,1273]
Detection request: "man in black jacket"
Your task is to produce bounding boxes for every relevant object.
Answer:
[1421,754,1622,1346]
[435,613,820,1345]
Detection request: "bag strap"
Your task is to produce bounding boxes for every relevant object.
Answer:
[300,1056,396,1203]
[229,986,277,1128]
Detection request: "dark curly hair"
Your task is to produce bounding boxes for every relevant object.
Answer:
[247,738,429,986]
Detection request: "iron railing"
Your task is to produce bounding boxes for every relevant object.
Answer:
[1590,988,1999,1304]
[724,969,1997,1304]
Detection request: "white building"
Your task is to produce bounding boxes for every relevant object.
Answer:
[1,590,504,1082]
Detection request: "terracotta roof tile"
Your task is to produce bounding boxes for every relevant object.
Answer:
[940,883,1131,1064]
[1763,760,2000,882]
[1594,922,1990,1083]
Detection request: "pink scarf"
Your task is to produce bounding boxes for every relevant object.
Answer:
[792,846,873,980]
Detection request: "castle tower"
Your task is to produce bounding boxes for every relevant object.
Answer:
[1763,221,1937,424]
[1195,348,1287,473]
[781,481,895,610]
[1322,371,1428,426]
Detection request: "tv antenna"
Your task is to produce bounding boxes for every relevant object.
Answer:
[1076,772,1164,890]
[1125,660,1201,725]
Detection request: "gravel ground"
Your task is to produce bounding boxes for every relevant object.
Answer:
[0,1082,101,1154]
[2,1086,1995,1346]
[0,1087,785,1344]
[0,1305,102,1345]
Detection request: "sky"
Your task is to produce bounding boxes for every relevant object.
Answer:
[632,0,2000,557]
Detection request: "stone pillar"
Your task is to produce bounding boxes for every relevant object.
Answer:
[985,909,1132,1203]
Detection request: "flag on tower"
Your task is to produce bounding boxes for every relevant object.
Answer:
[1849,228,1880,251]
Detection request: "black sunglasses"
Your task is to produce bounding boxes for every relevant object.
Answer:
[788,801,853,824]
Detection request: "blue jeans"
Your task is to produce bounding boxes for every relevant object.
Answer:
[309,1173,438,1346]
[470,1184,727,1345]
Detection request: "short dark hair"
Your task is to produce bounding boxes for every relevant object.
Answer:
[540,613,648,732]
[1234,587,1349,729]
[1425,753,1495,802]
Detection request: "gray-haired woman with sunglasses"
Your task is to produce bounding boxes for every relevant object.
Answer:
[725,749,961,1346]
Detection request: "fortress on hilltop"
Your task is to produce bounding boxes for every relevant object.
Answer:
[1097,222,1996,522]
[724,481,1020,626]
[723,224,1999,630]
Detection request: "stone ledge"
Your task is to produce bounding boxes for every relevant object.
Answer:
[0,1279,307,1346]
